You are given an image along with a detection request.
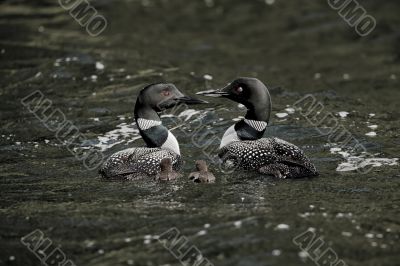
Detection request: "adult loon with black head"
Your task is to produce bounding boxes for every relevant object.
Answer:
[100,83,207,180]
[197,77,318,178]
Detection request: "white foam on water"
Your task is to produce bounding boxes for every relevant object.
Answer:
[232,116,244,122]
[233,221,242,228]
[275,113,288,118]
[271,249,281,256]
[298,251,308,260]
[197,230,207,236]
[285,107,295,114]
[94,123,140,151]
[95,62,105,70]
[342,232,352,237]
[365,131,377,137]
[178,109,201,121]
[338,111,349,118]
[275,224,290,230]
[162,109,206,120]
[367,125,378,129]
[314,73,321,79]
[203,74,213,80]
[160,114,175,118]
[330,147,342,153]
[330,145,398,172]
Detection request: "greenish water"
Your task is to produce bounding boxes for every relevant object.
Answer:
[1,0,399,265]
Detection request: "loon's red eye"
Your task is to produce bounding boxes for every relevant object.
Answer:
[162,90,171,96]
[236,86,243,93]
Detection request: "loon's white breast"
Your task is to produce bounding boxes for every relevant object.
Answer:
[220,124,240,149]
[161,131,180,155]
[220,119,268,149]
[137,118,180,155]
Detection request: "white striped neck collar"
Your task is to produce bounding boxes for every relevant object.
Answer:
[243,119,268,132]
[136,118,162,131]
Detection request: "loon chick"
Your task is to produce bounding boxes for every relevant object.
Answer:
[100,83,207,180]
[156,158,181,181]
[197,77,318,179]
[188,160,216,183]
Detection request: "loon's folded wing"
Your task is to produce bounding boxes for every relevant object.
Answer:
[218,138,317,177]
[100,147,178,178]
[218,139,277,169]
[269,138,318,175]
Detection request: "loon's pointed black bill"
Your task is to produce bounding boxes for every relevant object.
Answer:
[196,89,230,97]
[176,96,208,105]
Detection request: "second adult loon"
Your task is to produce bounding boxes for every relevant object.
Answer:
[197,77,318,178]
[100,83,207,180]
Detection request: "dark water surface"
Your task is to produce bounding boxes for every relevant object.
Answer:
[1,0,399,265]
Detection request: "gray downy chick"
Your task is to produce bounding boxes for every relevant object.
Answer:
[188,160,216,183]
[156,158,180,181]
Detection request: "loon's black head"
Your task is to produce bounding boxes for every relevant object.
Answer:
[134,83,207,153]
[197,77,271,122]
[137,83,207,112]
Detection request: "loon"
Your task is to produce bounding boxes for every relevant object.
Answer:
[100,83,207,180]
[188,160,216,183]
[197,77,318,179]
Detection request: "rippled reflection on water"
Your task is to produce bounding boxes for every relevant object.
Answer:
[1,0,400,266]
